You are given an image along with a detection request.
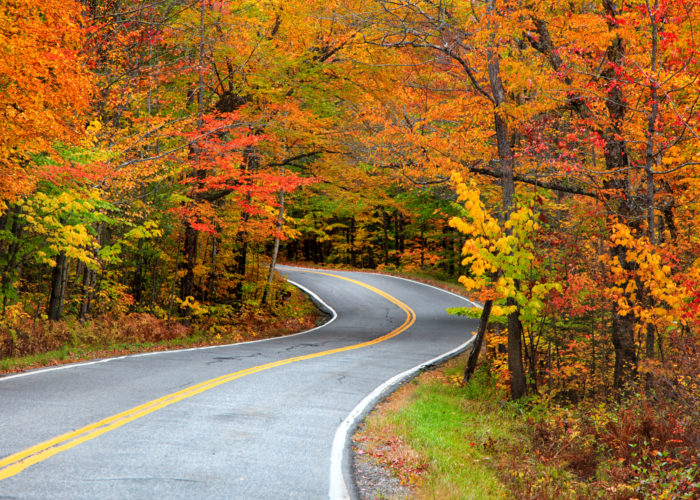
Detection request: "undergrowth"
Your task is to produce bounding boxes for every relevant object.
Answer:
[0,280,320,374]
[353,354,699,499]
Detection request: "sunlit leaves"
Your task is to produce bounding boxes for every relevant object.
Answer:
[449,173,562,326]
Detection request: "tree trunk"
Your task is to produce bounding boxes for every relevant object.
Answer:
[58,257,69,318]
[506,297,527,399]
[463,300,492,384]
[1,205,24,316]
[132,240,144,304]
[179,224,198,306]
[48,252,67,321]
[420,223,425,268]
[205,235,218,302]
[79,265,94,322]
[487,37,527,399]
[349,217,357,267]
[643,0,660,365]
[176,1,206,320]
[602,28,639,389]
[261,186,285,306]
[382,211,390,265]
[232,228,248,306]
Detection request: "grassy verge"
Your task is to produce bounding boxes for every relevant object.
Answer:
[0,280,322,374]
[353,354,699,499]
[354,355,523,499]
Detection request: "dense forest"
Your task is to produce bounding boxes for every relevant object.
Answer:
[1,0,698,495]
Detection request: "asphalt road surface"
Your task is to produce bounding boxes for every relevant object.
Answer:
[0,266,478,499]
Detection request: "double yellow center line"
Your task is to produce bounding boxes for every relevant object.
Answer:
[0,271,416,480]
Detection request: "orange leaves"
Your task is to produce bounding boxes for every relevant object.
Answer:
[600,220,696,333]
[0,0,93,205]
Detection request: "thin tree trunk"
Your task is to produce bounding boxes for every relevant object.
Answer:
[132,239,144,304]
[487,24,527,399]
[79,265,93,322]
[48,252,67,321]
[644,0,659,363]
[349,217,357,267]
[261,184,285,306]
[1,205,24,316]
[179,226,198,311]
[420,223,425,268]
[205,235,218,302]
[463,300,492,384]
[168,245,181,321]
[178,0,207,320]
[382,211,390,265]
[57,257,70,318]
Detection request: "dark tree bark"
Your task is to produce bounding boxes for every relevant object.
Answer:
[48,252,67,321]
[349,217,357,267]
[1,205,24,316]
[261,185,284,306]
[382,211,390,265]
[530,10,641,389]
[600,23,640,389]
[132,240,144,304]
[463,300,493,384]
[179,224,198,305]
[79,264,95,322]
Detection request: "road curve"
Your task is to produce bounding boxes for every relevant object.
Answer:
[0,267,478,499]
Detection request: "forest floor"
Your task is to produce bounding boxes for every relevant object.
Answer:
[0,277,323,374]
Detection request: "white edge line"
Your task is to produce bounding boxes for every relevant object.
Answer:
[327,274,481,500]
[328,337,477,500]
[0,279,337,382]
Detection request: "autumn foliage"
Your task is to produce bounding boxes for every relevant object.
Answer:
[1,0,698,496]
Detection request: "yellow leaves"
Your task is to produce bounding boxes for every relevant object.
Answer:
[472,258,487,277]
[124,220,163,242]
[617,296,631,316]
[450,173,563,327]
[178,296,209,318]
[83,119,103,146]
[458,275,478,291]
[19,186,107,268]
[603,219,695,332]
[491,304,517,318]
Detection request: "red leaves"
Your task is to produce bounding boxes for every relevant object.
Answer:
[172,111,317,236]
[189,221,217,234]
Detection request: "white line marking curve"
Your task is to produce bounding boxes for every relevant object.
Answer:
[326,273,479,500]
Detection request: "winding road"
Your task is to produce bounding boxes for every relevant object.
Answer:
[0,267,478,499]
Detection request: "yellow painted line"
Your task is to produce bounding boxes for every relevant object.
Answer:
[0,271,416,481]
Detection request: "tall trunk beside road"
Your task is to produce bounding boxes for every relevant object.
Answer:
[487,29,527,399]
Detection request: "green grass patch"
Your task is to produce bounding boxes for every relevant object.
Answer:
[354,356,600,499]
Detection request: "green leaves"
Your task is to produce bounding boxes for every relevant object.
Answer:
[449,173,562,326]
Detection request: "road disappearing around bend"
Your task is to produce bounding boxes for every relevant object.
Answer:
[0,267,478,499]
